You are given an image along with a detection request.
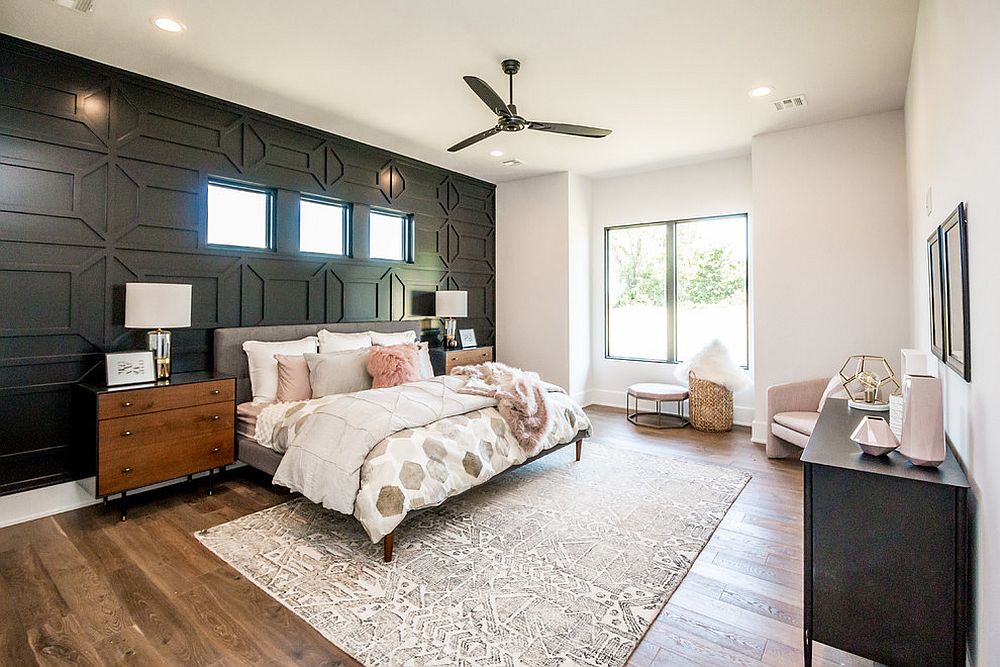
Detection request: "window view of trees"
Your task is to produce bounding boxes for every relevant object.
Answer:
[606,215,748,366]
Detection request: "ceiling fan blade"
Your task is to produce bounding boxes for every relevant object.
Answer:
[447,126,501,152]
[527,121,612,138]
[463,76,512,118]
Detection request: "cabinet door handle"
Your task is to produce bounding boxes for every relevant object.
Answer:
[211,415,220,421]
[211,447,221,453]
[211,389,220,395]
[122,401,133,407]
[121,467,132,474]
[121,431,132,437]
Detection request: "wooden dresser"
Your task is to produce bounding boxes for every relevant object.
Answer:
[444,345,494,375]
[76,372,236,519]
[802,399,969,665]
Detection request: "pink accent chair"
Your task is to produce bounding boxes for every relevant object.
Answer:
[766,378,829,458]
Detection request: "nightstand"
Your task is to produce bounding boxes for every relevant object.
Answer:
[444,345,494,374]
[75,372,236,520]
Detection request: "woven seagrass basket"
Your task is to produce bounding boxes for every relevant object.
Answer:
[688,371,734,432]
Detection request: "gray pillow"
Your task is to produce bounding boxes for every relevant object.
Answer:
[305,349,372,398]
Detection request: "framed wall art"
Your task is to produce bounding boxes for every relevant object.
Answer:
[941,203,971,382]
[927,226,946,360]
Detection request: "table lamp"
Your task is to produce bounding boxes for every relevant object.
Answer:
[435,290,467,349]
[125,282,191,379]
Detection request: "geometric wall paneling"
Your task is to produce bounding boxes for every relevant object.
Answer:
[446,220,495,274]
[414,214,448,270]
[376,159,406,204]
[0,34,494,495]
[0,50,111,151]
[389,266,447,321]
[336,265,393,323]
[111,159,200,249]
[243,258,328,325]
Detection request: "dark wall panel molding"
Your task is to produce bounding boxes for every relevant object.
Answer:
[0,34,496,496]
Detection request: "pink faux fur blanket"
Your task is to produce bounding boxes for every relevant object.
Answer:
[451,362,555,452]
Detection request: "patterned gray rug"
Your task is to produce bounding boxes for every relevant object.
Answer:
[196,445,750,666]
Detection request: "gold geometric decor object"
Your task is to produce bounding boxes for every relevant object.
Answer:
[839,355,900,411]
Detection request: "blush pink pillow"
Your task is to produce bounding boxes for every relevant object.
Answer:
[274,354,311,402]
[367,343,422,389]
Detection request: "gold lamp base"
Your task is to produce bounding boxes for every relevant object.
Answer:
[147,328,172,379]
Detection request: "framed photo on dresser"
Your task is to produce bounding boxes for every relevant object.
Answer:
[106,351,156,386]
[458,328,478,349]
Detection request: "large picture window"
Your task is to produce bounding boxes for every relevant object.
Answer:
[605,214,748,366]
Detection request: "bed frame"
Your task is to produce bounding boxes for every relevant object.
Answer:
[213,321,587,562]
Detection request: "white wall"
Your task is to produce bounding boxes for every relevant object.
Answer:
[495,172,572,389]
[905,1,1000,661]
[587,155,755,421]
[567,174,592,400]
[750,111,910,442]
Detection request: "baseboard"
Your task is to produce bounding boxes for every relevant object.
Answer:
[751,420,768,444]
[584,388,755,428]
[0,464,245,530]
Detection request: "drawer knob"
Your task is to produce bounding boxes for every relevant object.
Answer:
[211,447,221,454]
[211,389,220,395]
[211,415,220,421]
[121,467,132,474]
[121,431,132,437]
[122,401,133,407]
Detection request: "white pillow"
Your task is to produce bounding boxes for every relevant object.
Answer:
[242,336,318,403]
[370,330,417,346]
[416,341,434,379]
[817,374,849,412]
[318,330,372,353]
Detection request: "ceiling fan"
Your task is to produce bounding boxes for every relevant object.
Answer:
[448,59,612,152]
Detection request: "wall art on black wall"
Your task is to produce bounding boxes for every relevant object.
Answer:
[0,34,496,495]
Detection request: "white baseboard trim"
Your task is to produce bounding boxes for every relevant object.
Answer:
[583,388,755,428]
[751,420,768,444]
[0,464,245,530]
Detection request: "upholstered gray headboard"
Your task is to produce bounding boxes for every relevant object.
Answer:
[213,321,422,404]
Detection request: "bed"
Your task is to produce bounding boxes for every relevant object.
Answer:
[214,321,591,561]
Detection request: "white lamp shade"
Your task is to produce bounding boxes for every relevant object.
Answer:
[435,290,468,318]
[125,283,192,329]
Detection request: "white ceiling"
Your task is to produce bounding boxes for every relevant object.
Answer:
[0,0,918,183]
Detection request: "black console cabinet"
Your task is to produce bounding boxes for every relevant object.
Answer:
[802,399,969,666]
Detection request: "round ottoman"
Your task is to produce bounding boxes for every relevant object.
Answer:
[626,383,690,429]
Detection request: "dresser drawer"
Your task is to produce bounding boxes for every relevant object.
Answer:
[445,347,493,373]
[99,401,234,452]
[98,431,234,496]
[98,379,234,420]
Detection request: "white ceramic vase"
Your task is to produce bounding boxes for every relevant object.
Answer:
[899,375,945,467]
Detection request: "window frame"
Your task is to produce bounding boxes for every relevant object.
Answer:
[368,208,414,263]
[206,177,276,252]
[604,212,749,368]
[298,194,351,257]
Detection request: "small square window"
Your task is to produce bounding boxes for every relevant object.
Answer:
[207,180,272,249]
[300,198,348,255]
[369,210,411,261]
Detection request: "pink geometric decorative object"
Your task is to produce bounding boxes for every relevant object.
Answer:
[849,416,899,456]
[899,375,946,467]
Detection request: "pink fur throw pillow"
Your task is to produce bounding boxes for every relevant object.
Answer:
[367,343,422,389]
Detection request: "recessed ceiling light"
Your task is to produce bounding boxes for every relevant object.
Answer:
[153,17,186,33]
[489,149,504,157]
[749,86,773,98]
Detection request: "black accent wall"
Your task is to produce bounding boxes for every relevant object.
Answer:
[0,35,496,496]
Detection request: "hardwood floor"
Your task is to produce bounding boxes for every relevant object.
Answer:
[0,406,874,666]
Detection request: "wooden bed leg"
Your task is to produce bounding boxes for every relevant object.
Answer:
[575,439,583,461]
[383,531,394,563]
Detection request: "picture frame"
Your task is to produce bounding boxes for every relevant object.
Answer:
[458,328,478,349]
[106,350,156,387]
[941,203,971,382]
[927,226,946,360]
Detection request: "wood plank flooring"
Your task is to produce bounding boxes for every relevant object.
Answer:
[0,406,874,666]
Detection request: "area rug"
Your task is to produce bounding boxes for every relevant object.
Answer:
[196,445,750,666]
